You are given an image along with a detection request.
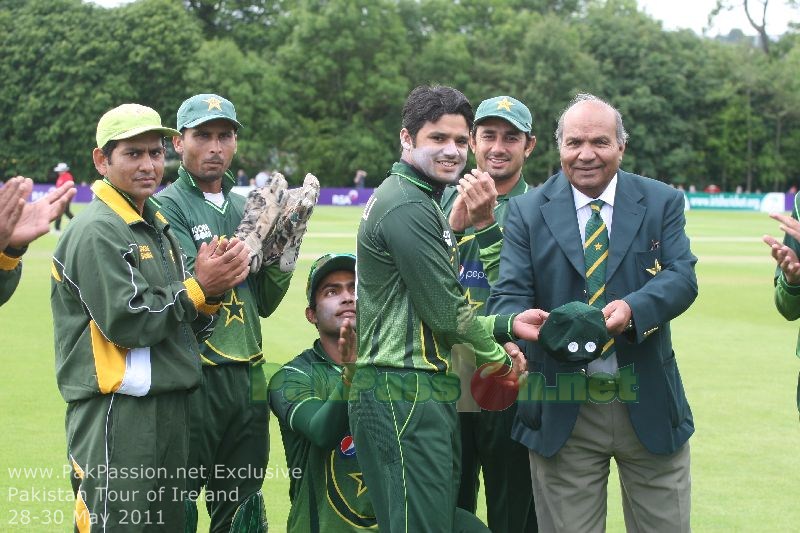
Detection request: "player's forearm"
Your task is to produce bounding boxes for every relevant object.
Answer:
[0,249,23,306]
[289,385,350,449]
[254,265,292,317]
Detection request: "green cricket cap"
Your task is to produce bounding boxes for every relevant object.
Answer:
[538,301,610,364]
[306,253,356,306]
[474,95,533,134]
[177,93,242,131]
[96,104,180,149]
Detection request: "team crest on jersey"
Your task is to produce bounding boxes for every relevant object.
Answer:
[191,224,212,241]
[138,244,154,260]
[443,230,453,247]
[339,435,356,458]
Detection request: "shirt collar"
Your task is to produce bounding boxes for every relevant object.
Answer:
[177,164,236,196]
[391,160,446,200]
[571,174,618,211]
[498,175,528,201]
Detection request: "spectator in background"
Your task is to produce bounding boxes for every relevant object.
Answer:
[53,162,75,232]
[353,169,366,189]
[254,168,271,187]
[237,168,249,186]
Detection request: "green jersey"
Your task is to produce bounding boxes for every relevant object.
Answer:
[269,341,377,532]
[156,166,292,366]
[441,176,529,311]
[774,195,800,358]
[355,162,516,372]
[51,180,217,402]
[0,249,23,306]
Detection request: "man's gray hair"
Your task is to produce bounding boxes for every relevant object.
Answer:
[554,93,629,146]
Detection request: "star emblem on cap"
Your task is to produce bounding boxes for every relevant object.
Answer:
[204,97,223,111]
[496,97,514,112]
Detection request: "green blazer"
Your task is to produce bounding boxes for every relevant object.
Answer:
[487,170,698,456]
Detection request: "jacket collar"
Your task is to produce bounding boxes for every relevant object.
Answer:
[92,179,168,228]
[391,161,447,200]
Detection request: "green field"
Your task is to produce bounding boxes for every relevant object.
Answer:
[1,207,798,531]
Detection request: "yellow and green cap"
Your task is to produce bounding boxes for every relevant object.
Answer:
[306,253,356,306]
[538,301,610,364]
[177,93,242,131]
[96,104,180,149]
[474,95,533,134]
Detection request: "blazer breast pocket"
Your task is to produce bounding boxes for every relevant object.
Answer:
[636,249,663,285]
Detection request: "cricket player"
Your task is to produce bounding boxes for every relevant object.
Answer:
[52,103,250,531]
[764,207,800,415]
[441,96,538,532]
[0,176,75,306]
[350,85,548,532]
[269,253,378,532]
[157,93,317,532]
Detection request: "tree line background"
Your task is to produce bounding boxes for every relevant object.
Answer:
[1,0,798,192]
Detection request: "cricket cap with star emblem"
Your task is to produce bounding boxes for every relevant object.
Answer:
[538,301,610,364]
[177,93,243,131]
[474,95,533,134]
[96,104,181,149]
[306,253,356,307]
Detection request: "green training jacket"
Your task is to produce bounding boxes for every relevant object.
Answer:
[773,196,800,358]
[156,166,292,366]
[0,248,23,306]
[441,176,529,312]
[51,180,218,403]
[355,161,516,372]
[269,340,377,532]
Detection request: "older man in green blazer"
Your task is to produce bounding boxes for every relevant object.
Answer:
[488,93,698,532]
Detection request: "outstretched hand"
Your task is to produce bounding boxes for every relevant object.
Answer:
[339,318,357,384]
[195,236,250,298]
[764,234,800,284]
[512,309,549,342]
[6,178,76,249]
[0,177,28,251]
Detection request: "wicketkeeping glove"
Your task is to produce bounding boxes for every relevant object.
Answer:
[235,173,288,273]
[261,173,320,272]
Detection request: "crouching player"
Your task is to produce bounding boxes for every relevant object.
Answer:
[268,253,377,532]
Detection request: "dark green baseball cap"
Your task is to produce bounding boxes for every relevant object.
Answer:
[306,253,356,306]
[474,95,533,134]
[538,301,610,364]
[176,93,243,131]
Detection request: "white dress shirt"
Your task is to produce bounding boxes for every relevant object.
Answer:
[570,175,619,376]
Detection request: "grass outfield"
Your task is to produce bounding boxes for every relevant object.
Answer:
[1,206,798,531]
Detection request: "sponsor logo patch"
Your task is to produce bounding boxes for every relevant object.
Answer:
[339,435,356,458]
[459,260,490,289]
[191,224,212,241]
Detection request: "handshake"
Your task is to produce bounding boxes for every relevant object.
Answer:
[235,172,320,273]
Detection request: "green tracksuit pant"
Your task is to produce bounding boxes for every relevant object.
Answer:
[457,406,538,532]
[348,366,489,533]
[66,391,189,532]
[186,364,268,533]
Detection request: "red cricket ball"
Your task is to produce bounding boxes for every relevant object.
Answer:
[470,362,520,411]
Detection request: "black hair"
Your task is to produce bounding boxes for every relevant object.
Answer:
[401,85,474,140]
[101,137,166,164]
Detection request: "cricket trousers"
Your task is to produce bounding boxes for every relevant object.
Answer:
[66,391,190,532]
[348,366,490,533]
[186,363,269,533]
[458,405,538,532]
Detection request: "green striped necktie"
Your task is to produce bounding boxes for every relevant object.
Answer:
[584,199,614,358]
